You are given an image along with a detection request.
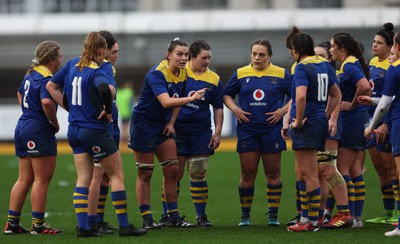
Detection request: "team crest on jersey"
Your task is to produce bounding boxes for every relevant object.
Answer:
[379,70,386,78]
[27,141,36,150]
[92,146,101,153]
[253,89,265,101]
[270,77,278,84]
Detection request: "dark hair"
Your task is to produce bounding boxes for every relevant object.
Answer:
[98,30,117,50]
[376,22,395,47]
[166,37,188,54]
[332,32,369,79]
[315,41,335,67]
[251,39,273,56]
[291,32,315,63]
[286,26,300,50]
[189,40,211,59]
[395,32,400,45]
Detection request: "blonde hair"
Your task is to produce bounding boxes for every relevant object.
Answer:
[28,40,61,74]
[77,32,107,71]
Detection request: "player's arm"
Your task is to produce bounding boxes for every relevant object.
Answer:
[293,86,307,128]
[17,92,22,105]
[210,107,224,150]
[365,95,393,138]
[157,88,206,108]
[223,95,250,124]
[46,81,66,110]
[164,107,180,136]
[42,98,59,133]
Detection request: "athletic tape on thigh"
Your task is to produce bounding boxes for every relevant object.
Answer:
[159,159,179,167]
[328,169,345,188]
[187,157,208,182]
[136,162,155,170]
[317,150,337,166]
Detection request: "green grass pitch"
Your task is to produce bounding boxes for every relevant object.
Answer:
[0,149,398,243]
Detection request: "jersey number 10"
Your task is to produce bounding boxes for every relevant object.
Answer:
[71,76,82,106]
[317,73,328,102]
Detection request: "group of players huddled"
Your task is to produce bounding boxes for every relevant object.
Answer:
[3,22,400,238]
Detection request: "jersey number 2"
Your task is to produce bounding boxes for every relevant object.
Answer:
[317,73,328,102]
[71,76,82,106]
[23,80,30,108]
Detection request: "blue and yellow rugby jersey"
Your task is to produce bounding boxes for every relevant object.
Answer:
[224,63,291,132]
[133,59,187,127]
[174,62,223,133]
[337,56,367,113]
[290,62,297,78]
[53,60,108,130]
[290,56,338,121]
[369,56,390,98]
[100,60,119,126]
[18,65,56,127]
[382,59,400,121]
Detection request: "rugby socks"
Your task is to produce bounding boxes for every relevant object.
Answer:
[353,175,366,220]
[166,202,179,220]
[73,187,89,230]
[308,188,321,226]
[7,210,21,225]
[325,190,335,214]
[190,181,208,217]
[299,181,309,222]
[381,184,395,213]
[111,190,129,227]
[31,212,44,227]
[343,175,355,216]
[266,183,282,214]
[295,181,301,214]
[239,186,254,217]
[139,204,152,219]
[392,180,400,213]
[162,181,180,216]
[337,204,350,215]
[97,185,109,223]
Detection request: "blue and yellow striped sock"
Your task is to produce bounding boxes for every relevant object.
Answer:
[190,181,208,217]
[139,204,152,219]
[337,204,350,215]
[239,186,254,217]
[392,180,400,212]
[111,190,129,227]
[381,184,395,213]
[353,175,366,219]
[266,183,282,213]
[31,211,44,226]
[7,210,21,225]
[307,188,321,225]
[162,181,180,216]
[73,187,89,230]
[343,175,355,216]
[167,202,179,220]
[298,181,308,220]
[97,185,109,223]
[325,190,335,213]
[295,181,301,214]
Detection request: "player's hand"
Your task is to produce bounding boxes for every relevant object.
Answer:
[375,123,388,143]
[364,127,373,139]
[292,117,307,129]
[356,95,373,105]
[209,133,221,150]
[328,118,337,137]
[191,88,207,101]
[163,123,176,137]
[98,110,112,123]
[232,107,251,124]
[266,108,285,124]
[340,101,353,111]
[281,124,290,140]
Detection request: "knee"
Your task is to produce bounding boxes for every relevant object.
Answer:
[188,157,208,182]
[136,162,154,182]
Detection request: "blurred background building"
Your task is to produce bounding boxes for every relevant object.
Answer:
[0,0,399,139]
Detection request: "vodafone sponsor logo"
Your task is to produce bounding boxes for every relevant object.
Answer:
[250,89,267,106]
[27,141,38,153]
[92,146,101,153]
[172,93,179,98]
